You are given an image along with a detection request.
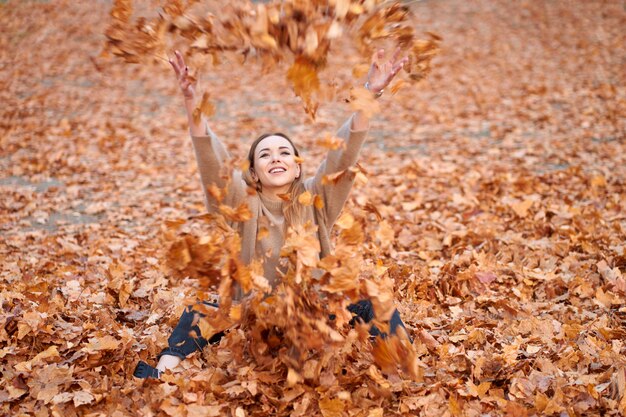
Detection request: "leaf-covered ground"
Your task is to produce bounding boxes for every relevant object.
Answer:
[1,0,625,416]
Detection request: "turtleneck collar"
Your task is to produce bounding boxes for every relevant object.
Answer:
[258,191,284,217]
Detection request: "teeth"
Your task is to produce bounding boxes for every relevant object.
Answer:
[270,168,285,173]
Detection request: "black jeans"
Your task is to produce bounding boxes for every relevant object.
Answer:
[159,299,408,359]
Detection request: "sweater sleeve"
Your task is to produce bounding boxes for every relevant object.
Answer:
[190,123,248,213]
[307,114,368,227]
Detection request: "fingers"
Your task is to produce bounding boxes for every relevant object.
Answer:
[168,57,180,76]
[169,51,182,75]
[371,48,404,72]
[175,50,188,78]
[391,47,401,65]
[371,48,385,68]
[367,47,408,89]
[378,55,408,87]
[391,56,409,75]
[169,50,193,81]
[175,50,185,69]
[374,49,385,68]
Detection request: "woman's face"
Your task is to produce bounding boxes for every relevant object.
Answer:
[251,135,301,195]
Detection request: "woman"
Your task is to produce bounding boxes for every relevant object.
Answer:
[134,49,409,379]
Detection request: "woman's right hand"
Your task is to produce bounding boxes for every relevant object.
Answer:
[169,50,195,101]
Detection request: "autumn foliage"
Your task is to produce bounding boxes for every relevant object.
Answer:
[105,0,440,118]
[1,0,625,416]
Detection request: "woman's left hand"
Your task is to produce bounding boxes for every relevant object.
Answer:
[366,48,409,94]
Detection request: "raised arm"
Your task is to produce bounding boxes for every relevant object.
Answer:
[169,50,205,136]
[349,48,410,131]
[169,51,247,212]
[308,49,408,226]
[307,113,367,227]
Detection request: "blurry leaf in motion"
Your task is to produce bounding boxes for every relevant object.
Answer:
[193,91,216,125]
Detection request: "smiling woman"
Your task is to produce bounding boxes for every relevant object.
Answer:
[133,49,411,379]
[247,133,302,198]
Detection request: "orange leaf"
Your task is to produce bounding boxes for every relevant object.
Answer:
[193,91,216,125]
[319,397,345,417]
[511,199,533,217]
[298,190,314,206]
[349,86,380,118]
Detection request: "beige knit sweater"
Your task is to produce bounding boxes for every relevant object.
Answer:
[191,115,368,290]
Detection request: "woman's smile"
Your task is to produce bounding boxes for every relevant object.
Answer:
[268,166,287,174]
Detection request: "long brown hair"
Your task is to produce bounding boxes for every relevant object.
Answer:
[244,133,307,231]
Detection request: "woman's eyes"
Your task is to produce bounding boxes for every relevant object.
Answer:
[259,151,291,158]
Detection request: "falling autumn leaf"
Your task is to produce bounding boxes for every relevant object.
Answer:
[349,86,380,119]
[297,190,314,206]
[193,91,216,125]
